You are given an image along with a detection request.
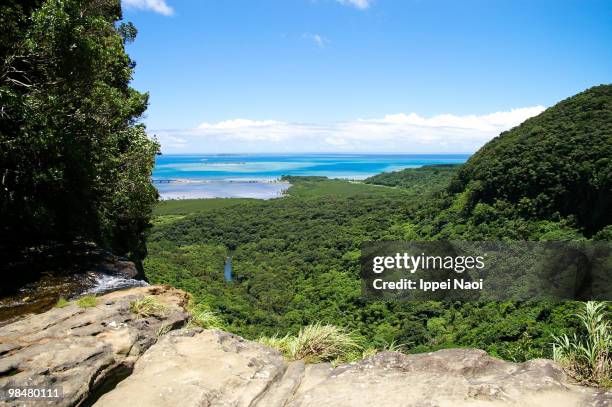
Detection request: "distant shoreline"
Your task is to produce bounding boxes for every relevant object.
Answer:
[152,178,287,184]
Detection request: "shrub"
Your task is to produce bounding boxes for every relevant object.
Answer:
[552,301,611,387]
[259,334,292,355]
[188,303,224,329]
[129,296,168,318]
[500,332,545,362]
[76,295,97,308]
[259,323,362,364]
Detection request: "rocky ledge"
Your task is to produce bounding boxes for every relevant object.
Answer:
[1,286,610,407]
[0,286,189,406]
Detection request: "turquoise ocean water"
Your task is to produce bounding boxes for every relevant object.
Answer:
[153,154,470,199]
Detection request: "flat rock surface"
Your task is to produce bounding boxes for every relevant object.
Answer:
[94,329,287,407]
[0,285,190,406]
[95,331,610,407]
[286,350,611,407]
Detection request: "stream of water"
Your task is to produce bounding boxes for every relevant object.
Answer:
[224,257,233,282]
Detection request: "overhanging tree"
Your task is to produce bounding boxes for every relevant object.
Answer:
[0,0,159,261]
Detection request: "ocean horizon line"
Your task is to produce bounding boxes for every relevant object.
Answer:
[157,152,474,156]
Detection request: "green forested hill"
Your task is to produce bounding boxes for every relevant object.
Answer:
[412,85,612,241]
[447,85,612,237]
[364,164,461,194]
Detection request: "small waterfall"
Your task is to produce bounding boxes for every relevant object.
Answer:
[84,272,148,295]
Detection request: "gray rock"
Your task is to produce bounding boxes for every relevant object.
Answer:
[94,333,611,407]
[285,350,612,407]
[94,253,139,280]
[0,285,190,406]
[94,329,287,407]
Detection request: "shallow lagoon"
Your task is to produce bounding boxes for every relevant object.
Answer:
[155,180,290,200]
[152,153,470,199]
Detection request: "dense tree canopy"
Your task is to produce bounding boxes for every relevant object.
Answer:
[145,180,585,361]
[0,0,158,262]
[403,86,612,242]
[448,85,612,237]
[364,164,460,194]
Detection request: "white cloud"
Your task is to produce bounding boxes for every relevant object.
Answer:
[302,33,329,48]
[152,106,545,153]
[157,134,187,149]
[336,0,371,9]
[122,0,173,15]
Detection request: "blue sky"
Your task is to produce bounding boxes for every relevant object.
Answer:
[121,0,612,153]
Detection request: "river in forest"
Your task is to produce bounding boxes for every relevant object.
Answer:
[224,257,233,282]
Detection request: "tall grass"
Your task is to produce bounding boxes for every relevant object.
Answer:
[54,297,70,308]
[129,296,168,318]
[187,303,224,329]
[259,323,362,364]
[76,295,97,308]
[552,301,611,387]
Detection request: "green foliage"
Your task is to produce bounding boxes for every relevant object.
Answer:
[282,176,408,198]
[365,164,460,194]
[258,334,293,355]
[0,0,158,262]
[129,296,168,318]
[401,86,612,244]
[145,180,415,340]
[552,301,611,387]
[594,226,612,241]
[145,178,586,360]
[448,85,612,237]
[76,295,97,308]
[154,198,257,216]
[498,332,543,362]
[188,302,224,329]
[54,297,70,308]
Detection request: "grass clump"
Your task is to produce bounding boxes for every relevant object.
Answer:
[259,323,362,364]
[54,297,70,308]
[129,296,168,318]
[552,301,611,387]
[156,323,173,337]
[187,303,225,329]
[259,334,292,355]
[76,295,97,308]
